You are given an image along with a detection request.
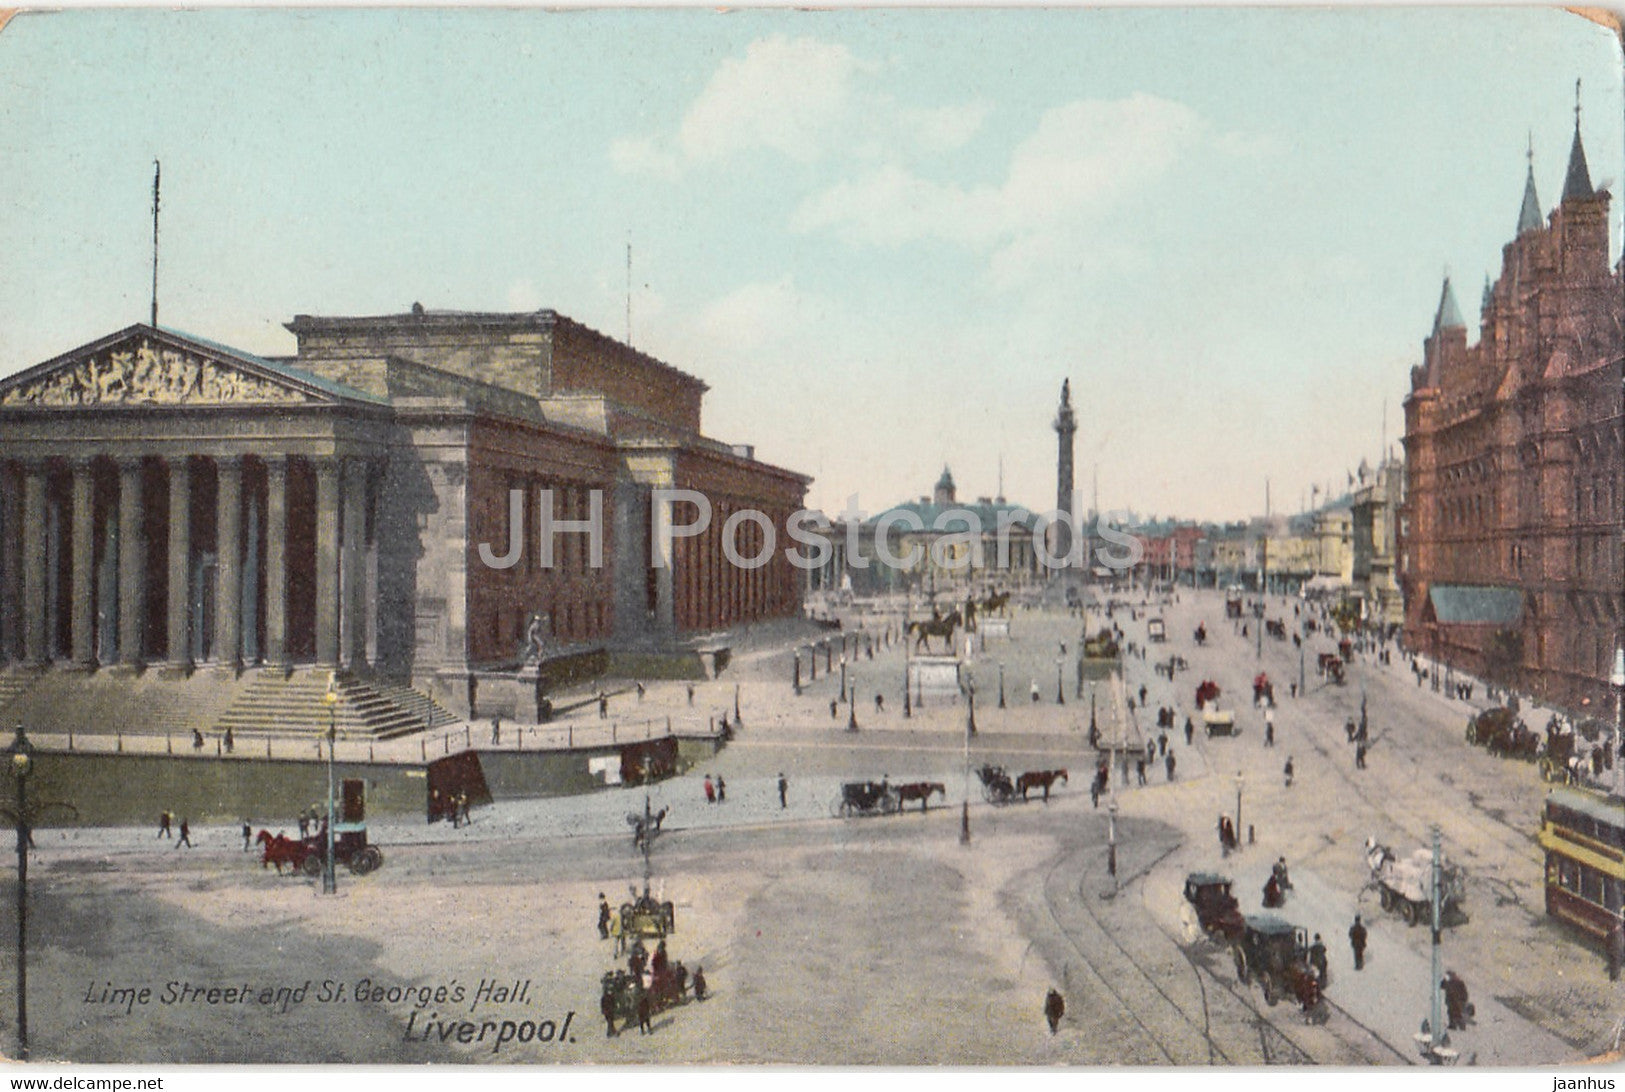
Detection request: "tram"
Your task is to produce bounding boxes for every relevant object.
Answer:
[1537,785,1624,944]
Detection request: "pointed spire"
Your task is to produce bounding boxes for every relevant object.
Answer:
[1434,275,1464,331]
[1518,133,1542,234]
[1481,273,1493,312]
[1562,78,1594,202]
[1060,377,1072,407]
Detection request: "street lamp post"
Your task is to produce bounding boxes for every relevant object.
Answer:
[321,677,338,895]
[839,657,847,704]
[1107,798,1119,888]
[1055,659,1065,705]
[1234,771,1244,851]
[9,727,32,1061]
[846,674,859,732]
[961,683,973,845]
[998,662,1006,709]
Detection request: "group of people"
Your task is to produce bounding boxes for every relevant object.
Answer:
[429,788,472,827]
[1262,856,1292,908]
[596,896,707,1037]
[155,810,191,847]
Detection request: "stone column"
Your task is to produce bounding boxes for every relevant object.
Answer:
[652,492,675,633]
[314,459,341,667]
[115,458,146,666]
[262,457,288,667]
[166,458,192,668]
[69,459,96,666]
[0,468,15,664]
[341,459,368,668]
[213,456,242,667]
[20,464,47,665]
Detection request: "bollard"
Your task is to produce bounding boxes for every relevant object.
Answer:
[444,735,449,755]
[165,733,171,755]
[568,724,574,748]
[117,731,123,753]
[217,738,222,756]
[1248,824,1255,845]
[68,730,74,751]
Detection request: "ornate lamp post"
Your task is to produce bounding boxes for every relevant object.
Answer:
[839,656,847,704]
[1107,798,1119,888]
[1055,659,1065,705]
[998,661,1006,709]
[320,677,339,895]
[846,674,859,732]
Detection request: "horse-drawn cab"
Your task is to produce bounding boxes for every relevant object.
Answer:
[832,780,900,817]
[1317,653,1345,684]
[1231,914,1328,1022]
[1225,588,1244,619]
[1466,707,1538,760]
[297,819,384,877]
[621,891,677,938]
[977,764,1017,805]
[1147,618,1167,643]
[1180,872,1245,943]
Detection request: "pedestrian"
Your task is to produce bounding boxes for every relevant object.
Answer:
[457,790,471,826]
[600,986,618,1037]
[636,681,646,702]
[1138,684,1148,706]
[192,728,204,750]
[1265,719,1275,747]
[1030,680,1040,703]
[692,966,708,1001]
[298,810,310,838]
[158,811,172,839]
[777,772,788,809]
[1290,682,1298,699]
[874,693,885,713]
[829,699,838,719]
[1356,741,1368,769]
[716,776,727,803]
[224,727,234,753]
[1044,988,1065,1034]
[1184,717,1194,746]
[636,989,652,1035]
[1349,914,1368,970]
[598,893,611,939]
[703,774,715,804]
[241,820,252,852]
[609,907,625,956]
[1283,756,1294,788]
[598,692,609,719]
[1158,730,1168,756]
[491,716,501,745]
[1310,934,1328,987]
[1442,971,1469,1030]
[1165,750,1176,781]
[1135,758,1146,787]
[176,818,192,848]
[686,683,695,706]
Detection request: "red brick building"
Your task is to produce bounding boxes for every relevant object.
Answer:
[1400,117,1624,711]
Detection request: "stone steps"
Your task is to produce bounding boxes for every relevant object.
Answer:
[0,667,248,740]
[0,667,46,722]
[212,671,457,740]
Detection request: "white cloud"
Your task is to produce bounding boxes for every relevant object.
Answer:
[790,93,1215,287]
[691,277,828,358]
[611,35,987,177]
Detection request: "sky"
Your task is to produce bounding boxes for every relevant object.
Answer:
[0,7,1619,523]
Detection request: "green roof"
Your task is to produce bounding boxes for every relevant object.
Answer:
[1428,584,1523,625]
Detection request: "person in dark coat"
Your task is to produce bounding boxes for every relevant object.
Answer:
[1349,915,1368,970]
[636,989,652,1034]
[1184,717,1195,746]
[778,773,788,809]
[600,986,618,1037]
[1262,873,1283,908]
[176,818,192,848]
[716,777,726,803]
[1442,971,1470,1030]
[1309,934,1328,987]
[598,893,611,939]
[1165,750,1176,781]
[1044,988,1065,1034]
[241,820,252,851]
[692,966,708,1001]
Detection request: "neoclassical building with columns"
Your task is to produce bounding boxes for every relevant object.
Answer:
[0,308,807,731]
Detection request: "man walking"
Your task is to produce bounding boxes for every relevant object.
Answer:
[1044,988,1065,1035]
[176,818,192,848]
[1349,914,1368,970]
[1309,933,1328,987]
[598,893,611,940]
[241,820,252,852]
[158,811,172,839]
[1165,750,1176,781]
[777,773,788,809]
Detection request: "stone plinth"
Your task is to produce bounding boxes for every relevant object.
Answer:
[908,655,962,693]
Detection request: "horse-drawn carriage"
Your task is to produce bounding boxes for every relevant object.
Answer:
[1265,619,1287,641]
[1317,653,1346,684]
[1465,707,1538,760]
[977,764,1017,805]
[256,820,384,877]
[1231,914,1328,1022]
[832,780,901,817]
[620,892,677,938]
[1147,618,1167,643]
[1180,872,1246,943]
[1195,680,1221,708]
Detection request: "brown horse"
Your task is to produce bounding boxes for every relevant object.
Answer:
[1016,768,1068,802]
[895,782,946,812]
[908,610,962,653]
[980,590,1011,615]
[256,829,309,874]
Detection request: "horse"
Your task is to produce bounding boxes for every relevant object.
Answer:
[1017,768,1068,802]
[895,782,946,812]
[980,590,1011,616]
[908,609,962,653]
[628,807,669,849]
[256,829,307,874]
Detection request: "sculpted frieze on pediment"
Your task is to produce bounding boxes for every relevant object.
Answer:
[0,337,314,408]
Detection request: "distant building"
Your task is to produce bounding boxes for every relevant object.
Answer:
[1351,457,1404,632]
[1400,113,1623,710]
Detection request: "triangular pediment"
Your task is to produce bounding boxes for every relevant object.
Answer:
[0,325,348,409]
